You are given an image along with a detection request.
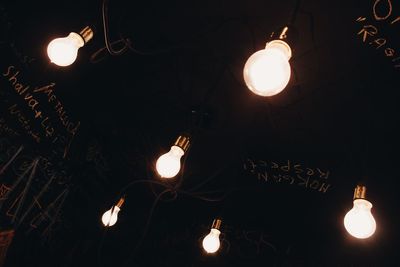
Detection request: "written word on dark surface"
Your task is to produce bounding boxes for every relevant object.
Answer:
[0,16,74,239]
[0,42,80,159]
[356,0,400,69]
[243,159,331,194]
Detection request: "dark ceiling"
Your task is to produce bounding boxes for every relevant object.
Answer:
[0,0,400,266]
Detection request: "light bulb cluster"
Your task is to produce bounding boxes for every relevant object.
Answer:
[47,16,377,255]
[47,26,292,97]
[100,184,376,260]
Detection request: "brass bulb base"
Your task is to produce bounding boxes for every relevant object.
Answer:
[79,26,94,44]
[116,197,125,208]
[269,25,298,48]
[353,185,367,200]
[174,135,190,153]
[211,219,222,230]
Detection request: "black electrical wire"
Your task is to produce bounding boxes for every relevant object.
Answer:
[185,164,230,193]
[102,0,128,56]
[93,14,256,61]
[121,188,172,267]
[289,0,302,26]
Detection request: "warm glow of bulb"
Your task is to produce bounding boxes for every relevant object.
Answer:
[102,206,121,227]
[202,228,221,253]
[344,199,376,239]
[156,146,184,178]
[243,40,292,96]
[47,32,84,66]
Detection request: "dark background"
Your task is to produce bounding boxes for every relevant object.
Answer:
[0,0,400,266]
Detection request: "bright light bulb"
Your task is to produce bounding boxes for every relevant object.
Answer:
[344,199,376,239]
[156,145,184,178]
[47,32,85,66]
[202,228,221,253]
[243,40,292,96]
[102,206,121,227]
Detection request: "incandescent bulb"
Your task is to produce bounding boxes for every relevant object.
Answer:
[102,206,120,227]
[156,145,184,178]
[101,197,124,227]
[47,26,93,67]
[47,32,84,66]
[243,40,292,96]
[202,228,221,253]
[344,199,376,239]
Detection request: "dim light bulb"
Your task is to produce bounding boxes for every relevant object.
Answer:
[102,206,120,227]
[344,199,376,239]
[47,26,93,67]
[202,228,221,253]
[156,146,184,178]
[243,40,292,96]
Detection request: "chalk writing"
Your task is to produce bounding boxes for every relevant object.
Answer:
[3,66,53,134]
[8,104,41,143]
[0,184,10,200]
[1,64,80,158]
[29,187,69,232]
[1,158,37,197]
[243,159,331,193]
[33,83,80,136]
[233,229,277,255]
[0,117,19,137]
[86,140,110,178]
[17,174,55,227]
[0,137,71,237]
[38,156,70,185]
[356,0,400,69]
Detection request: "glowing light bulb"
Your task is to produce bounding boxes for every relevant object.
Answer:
[203,229,221,253]
[243,39,292,96]
[202,219,222,254]
[156,135,190,179]
[102,197,124,227]
[343,185,376,239]
[47,26,93,67]
[156,146,184,178]
[102,206,120,227]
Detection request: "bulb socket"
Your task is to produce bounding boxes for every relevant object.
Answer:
[211,219,222,230]
[174,135,190,153]
[79,26,94,44]
[116,197,125,208]
[353,185,367,200]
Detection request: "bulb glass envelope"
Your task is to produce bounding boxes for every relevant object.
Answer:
[243,40,292,97]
